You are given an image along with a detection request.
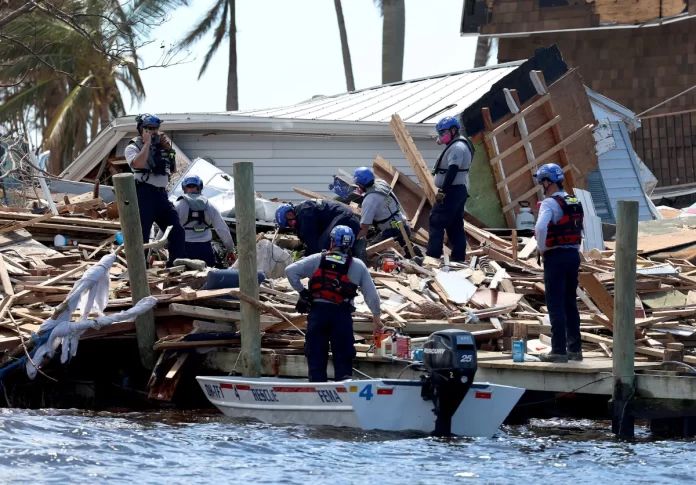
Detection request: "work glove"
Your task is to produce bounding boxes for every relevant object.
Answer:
[227,251,236,265]
[435,190,446,205]
[295,289,313,314]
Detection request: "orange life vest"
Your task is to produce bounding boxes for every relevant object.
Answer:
[309,251,358,304]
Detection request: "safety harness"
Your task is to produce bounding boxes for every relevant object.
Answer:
[309,251,358,305]
[128,137,176,177]
[178,194,212,233]
[545,195,584,248]
[364,179,402,225]
[431,137,475,175]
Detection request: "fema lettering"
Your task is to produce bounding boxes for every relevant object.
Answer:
[317,389,343,403]
[251,389,279,402]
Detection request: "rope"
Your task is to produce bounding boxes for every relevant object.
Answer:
[637,84,696,117]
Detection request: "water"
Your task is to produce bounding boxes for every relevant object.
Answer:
[0,409,694,485]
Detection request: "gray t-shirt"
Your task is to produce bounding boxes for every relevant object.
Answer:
[360,192,406,231]
[175,198,235,250]
[124,142,169,188]
[285,251,381,316]
[433,141,472,189]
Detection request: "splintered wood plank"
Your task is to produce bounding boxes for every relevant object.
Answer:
[367,238,404,257]
[485,94,551,139]
[293,187,361,215]
[376,278,426,304]
[0,211,55,236]
[578,273,614,323]
[389,114,437,205]
[0,256,14,296]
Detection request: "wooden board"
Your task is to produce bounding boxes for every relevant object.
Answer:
[606,230,696,254]
[578,273,615,323]
[376,278,426,304]
[389,115,437,205]
[292,188,360,215]
[373,156,432,233]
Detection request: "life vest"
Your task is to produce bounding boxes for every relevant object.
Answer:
[309,251,358,304]
[545,195,584,248]
[431,137,475,175]
[128,137,175,176]
[364,179,402,225]
[178,193,212,233]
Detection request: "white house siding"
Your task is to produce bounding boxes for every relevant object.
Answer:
[597,122,652,222]
[171,132,442,202]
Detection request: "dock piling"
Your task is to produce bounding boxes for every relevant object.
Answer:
[612,200,639,439]
[113,173,157,369]
[233,162,262,377]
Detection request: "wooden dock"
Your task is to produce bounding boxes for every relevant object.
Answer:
[202,350,696,402]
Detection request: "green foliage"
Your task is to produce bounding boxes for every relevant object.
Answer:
[0,0,183,172]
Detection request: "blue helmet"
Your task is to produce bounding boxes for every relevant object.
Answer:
[331,225,355,248]
[536,163,564,184]
[136,113,162,128]
[353,166,375,186]
[275,204,294,228]
[182,175,203,192]
[436,116,460,133]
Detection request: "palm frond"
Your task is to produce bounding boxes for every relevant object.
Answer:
[197,0,229,79]
[179,0,225,48]
[0,80,57,121]
[43,75,95,151]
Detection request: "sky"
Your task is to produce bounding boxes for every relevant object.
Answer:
[122,0,479,116]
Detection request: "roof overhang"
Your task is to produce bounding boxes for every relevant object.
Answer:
[585,87,640,132]
[60,114,437,181]
[464,12,696,38]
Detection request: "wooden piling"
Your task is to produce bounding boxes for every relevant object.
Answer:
[112,174,157,370]
[233,162,262,377]
[612,200,639,439]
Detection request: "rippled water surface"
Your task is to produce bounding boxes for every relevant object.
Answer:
[0,409,694,484]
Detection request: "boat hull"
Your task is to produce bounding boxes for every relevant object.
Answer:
[197,376,524,437]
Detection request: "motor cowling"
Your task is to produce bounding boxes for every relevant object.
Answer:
[421,329,478,436]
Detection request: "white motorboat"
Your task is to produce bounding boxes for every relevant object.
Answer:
[198,329,525,437]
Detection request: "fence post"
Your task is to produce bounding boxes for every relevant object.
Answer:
[113,173,157,370]
[233,162,261,377]
[612,200,638,439]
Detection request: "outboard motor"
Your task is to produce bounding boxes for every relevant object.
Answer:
[421,329,478,436]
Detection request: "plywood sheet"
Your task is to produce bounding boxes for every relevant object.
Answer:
[606,230,696,254]
[546,69,598,190]
[471,288,523,308]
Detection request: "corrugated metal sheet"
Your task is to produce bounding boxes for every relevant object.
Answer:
[597,122,652,222]
[233,64,520,124]
[172,132,441,202]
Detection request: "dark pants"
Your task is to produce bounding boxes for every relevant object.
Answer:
[136,182,186,267]
[184,241,215,267]
[427,185,468,261]
[305,302,356,382]
[543,249,582,355]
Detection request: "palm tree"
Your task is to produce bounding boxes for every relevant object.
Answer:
[375,0,405,84]
[179,0,238,111]
[334,0,355,92]
[0,0,182,172]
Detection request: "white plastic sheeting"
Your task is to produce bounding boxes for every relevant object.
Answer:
[27,253,158,379]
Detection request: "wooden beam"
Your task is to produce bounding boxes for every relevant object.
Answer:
[389,114,437,205]
[293,187,361,215]
[485,94,551,139]
[367,238,403,257]
[0,211,55,236]
[376,278,426,304]
[489,116,561,166]
[578,273,615,323]
[396,221,416,258]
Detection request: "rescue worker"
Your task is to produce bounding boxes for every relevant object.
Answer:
[124,114,185,267]
[275,199,366,259]
[285,226,382,382]
[427,116,474,262]
[534,163,584,363]
[174,175,236,267]
[352,166,416,255]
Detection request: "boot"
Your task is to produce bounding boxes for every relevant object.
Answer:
[539,352,568,363]
[568,351,583,362]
